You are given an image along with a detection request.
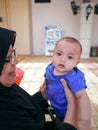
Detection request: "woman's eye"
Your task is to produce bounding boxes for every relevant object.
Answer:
[5,58,10,63]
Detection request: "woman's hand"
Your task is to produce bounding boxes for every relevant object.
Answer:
[60,79,77,127]
[78,120,92,130]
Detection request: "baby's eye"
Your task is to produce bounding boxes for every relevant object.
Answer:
[68,56,74,59]
[57,52,61,56]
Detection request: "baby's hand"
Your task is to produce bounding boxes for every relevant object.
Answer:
[40,80,48,100]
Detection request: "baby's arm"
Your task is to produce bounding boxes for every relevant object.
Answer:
[75,89,92,130]
[40,79,48,101]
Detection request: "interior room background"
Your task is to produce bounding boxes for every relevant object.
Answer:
[0,0,98,56]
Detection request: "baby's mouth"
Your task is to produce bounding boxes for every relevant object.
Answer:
[58,64,65,68]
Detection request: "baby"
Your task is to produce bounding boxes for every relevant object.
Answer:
[42,37,92,129]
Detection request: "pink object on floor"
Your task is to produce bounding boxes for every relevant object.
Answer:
[15,67,24,85]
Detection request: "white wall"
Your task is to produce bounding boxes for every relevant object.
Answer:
[92,14,98,46]
[2,0,97,55]
[88,0,98,46]
[32,0,98,55]
[32,0,80,55]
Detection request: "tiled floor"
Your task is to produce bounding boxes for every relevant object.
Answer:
[16,55,98,130]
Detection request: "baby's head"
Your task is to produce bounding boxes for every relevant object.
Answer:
[54,37,82,58]
[52,37,82,75]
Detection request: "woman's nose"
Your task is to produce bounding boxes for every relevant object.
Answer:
[11,57,18,65]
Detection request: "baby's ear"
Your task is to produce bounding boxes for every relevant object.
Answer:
[76,59,80,65]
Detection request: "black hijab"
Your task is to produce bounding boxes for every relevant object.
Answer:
[0,27,16,74]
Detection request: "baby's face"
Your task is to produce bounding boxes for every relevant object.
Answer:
[52,40,81,75]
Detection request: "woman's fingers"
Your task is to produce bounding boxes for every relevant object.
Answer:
[60,78,75,103]
[60,78,77,127]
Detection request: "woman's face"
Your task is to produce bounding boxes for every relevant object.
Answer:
[0,45,18,87]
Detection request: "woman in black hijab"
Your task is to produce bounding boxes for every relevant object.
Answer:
[0,27,77,130]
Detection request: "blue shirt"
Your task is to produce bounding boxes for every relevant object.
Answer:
[45,63,87,120]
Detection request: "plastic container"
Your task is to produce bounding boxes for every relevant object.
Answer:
[15,67,24,85]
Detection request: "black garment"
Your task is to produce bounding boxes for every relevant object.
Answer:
[0,83,77,130]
